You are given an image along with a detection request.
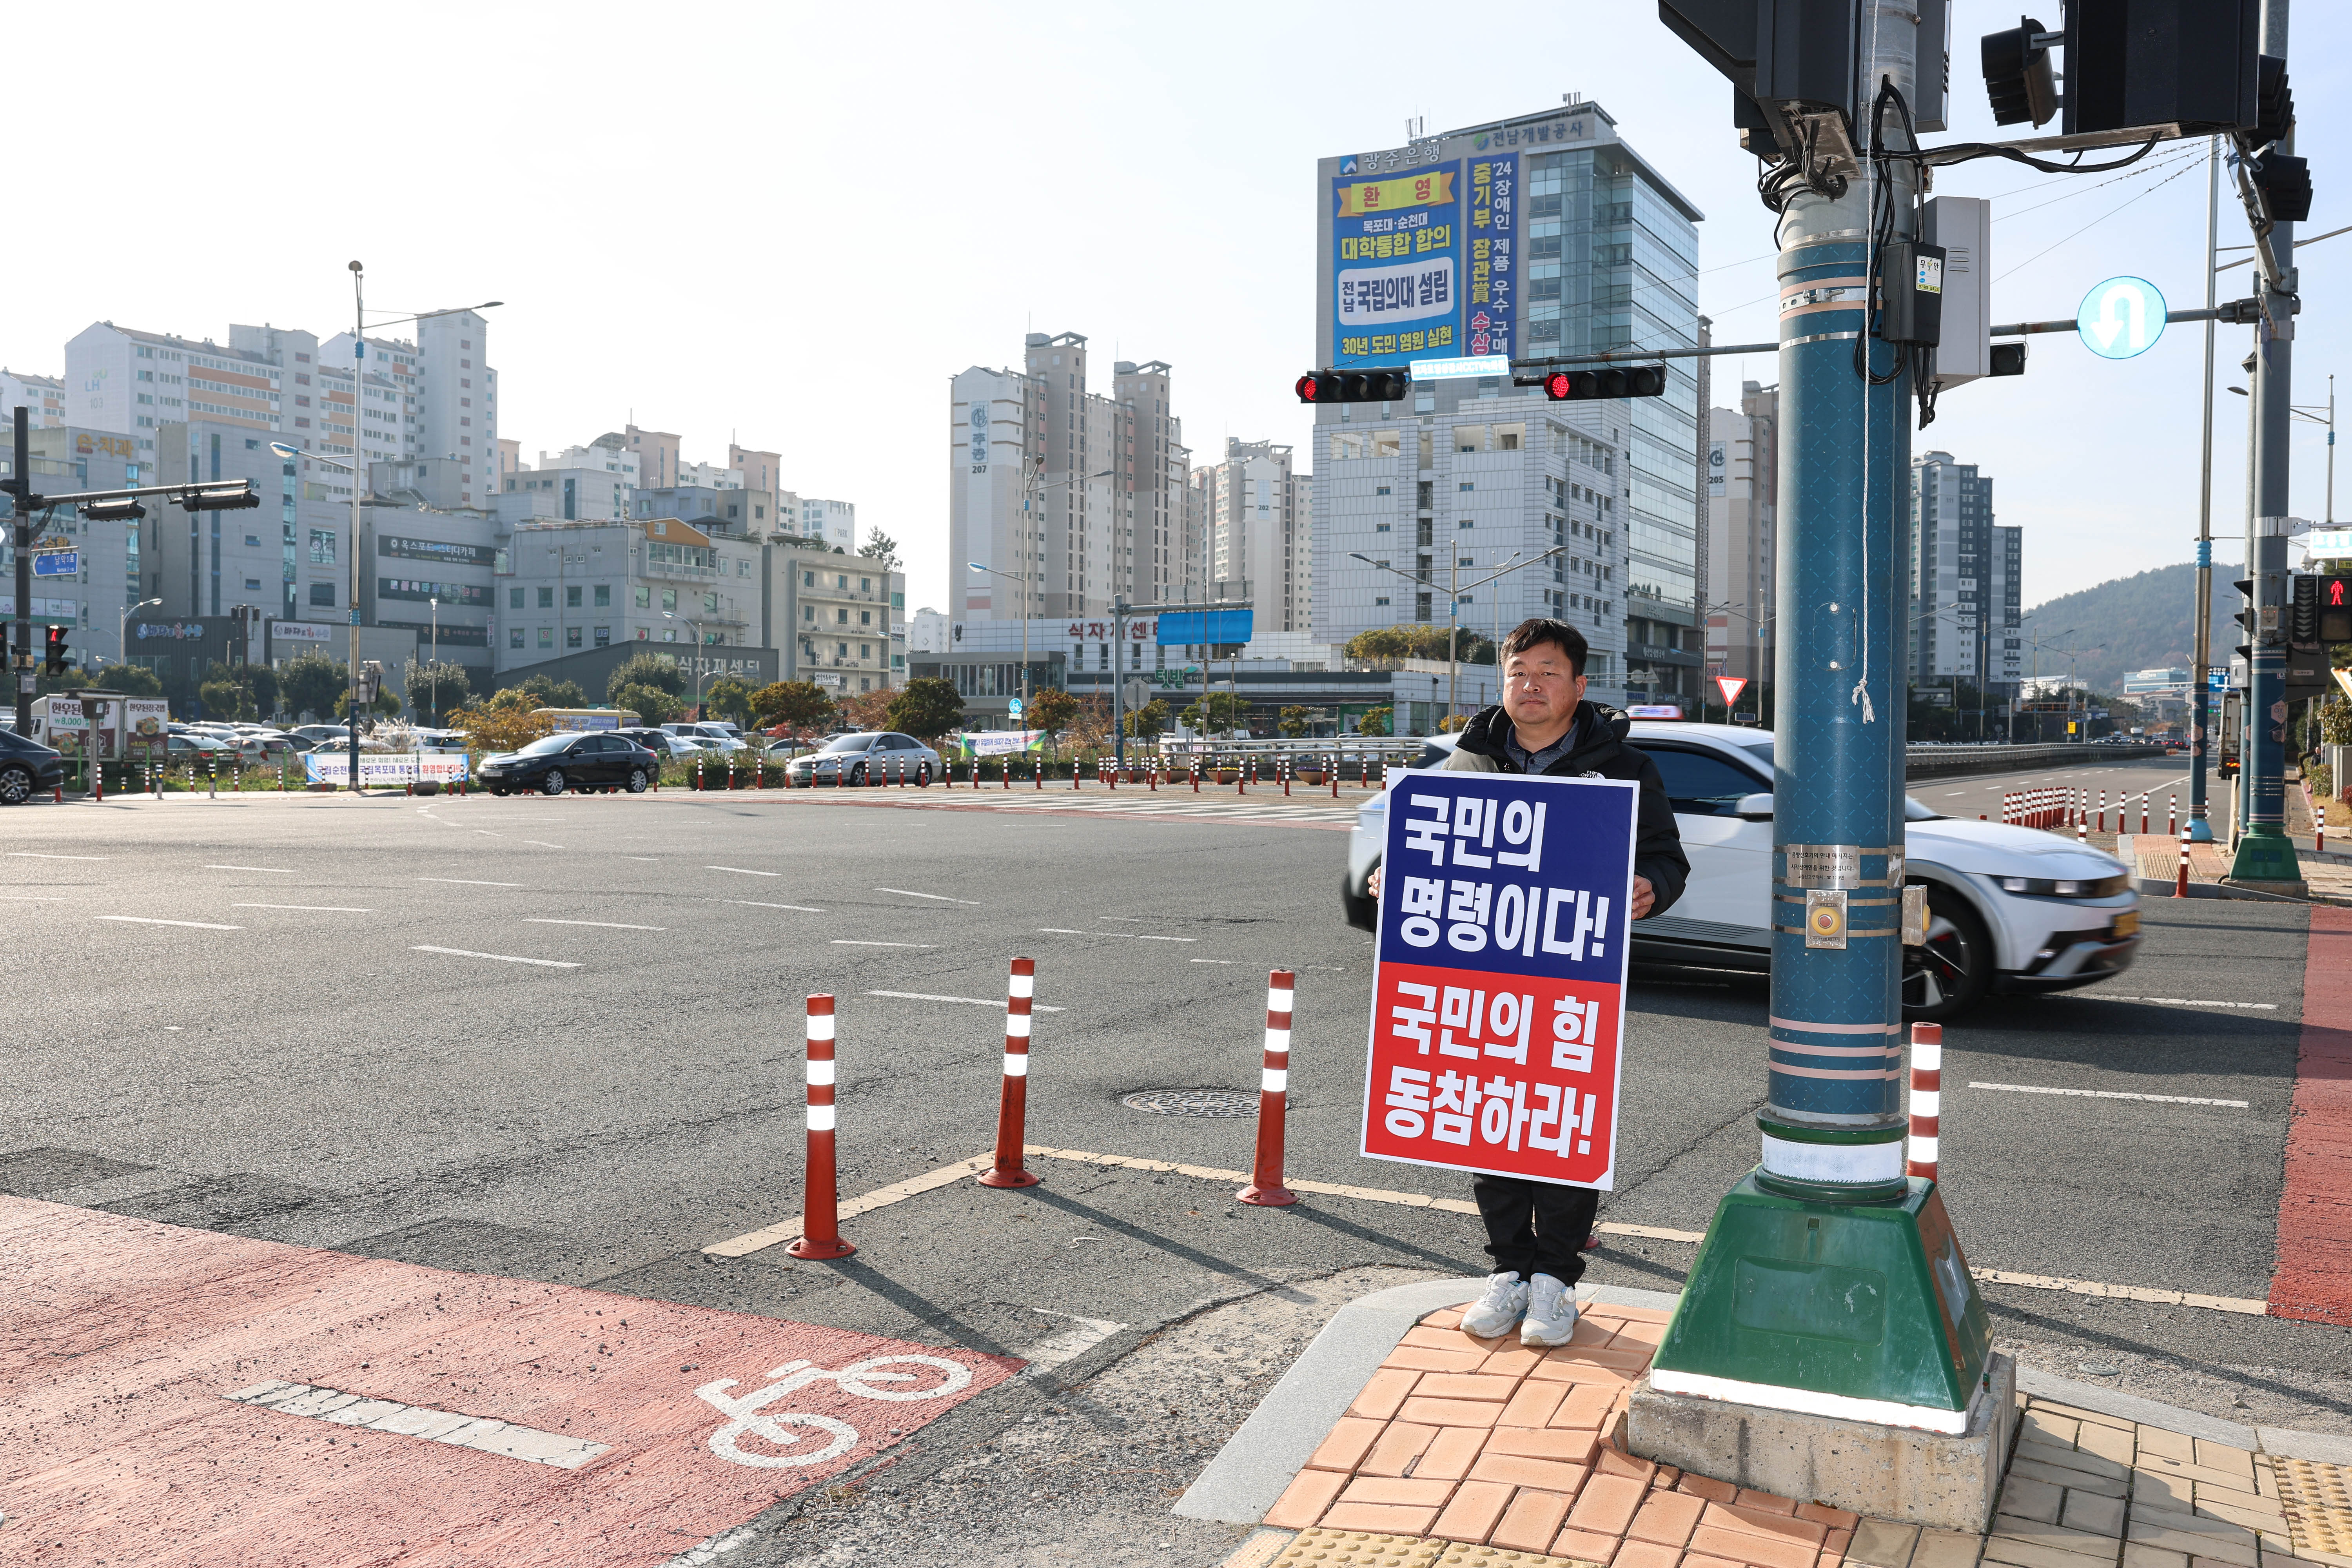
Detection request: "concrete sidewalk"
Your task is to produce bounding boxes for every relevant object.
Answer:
[1191,1278,2352,1568]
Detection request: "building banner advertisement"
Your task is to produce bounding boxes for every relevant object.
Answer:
[1465,150,1516,360]
[1332,163,1461,368]
[1360,770,1636,1190]
[952,729,1043,757]
[301,753,471,787]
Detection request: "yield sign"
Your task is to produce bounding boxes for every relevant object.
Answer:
[1715,676,1749,707]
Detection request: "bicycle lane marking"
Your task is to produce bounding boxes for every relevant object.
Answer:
[2271,903,2352,1324]
[0,1196,1018,1566]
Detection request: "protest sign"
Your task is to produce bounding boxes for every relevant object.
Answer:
[1360,768,1637,1189]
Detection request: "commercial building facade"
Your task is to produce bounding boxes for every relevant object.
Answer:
[1310,98,1705,706]
[1704,381,1777,691]
[1193,439,1311,637]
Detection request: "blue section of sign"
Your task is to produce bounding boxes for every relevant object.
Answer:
[1465,151,1516,361]
[1332,162,1462,369]
[2076,276,2167,360]
[1378,769,1637,986]
[1155,608,1253,646]
[32,551,78,578]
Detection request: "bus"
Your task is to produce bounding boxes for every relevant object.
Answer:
[531,707,641,732]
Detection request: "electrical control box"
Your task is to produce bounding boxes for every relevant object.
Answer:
[1921,197,1989,386]
[1879,241,1946,348]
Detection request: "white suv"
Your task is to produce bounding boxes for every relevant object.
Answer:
[1343,722,2141,1022]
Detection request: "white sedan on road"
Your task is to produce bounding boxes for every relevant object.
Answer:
[1342,723,2141,1022]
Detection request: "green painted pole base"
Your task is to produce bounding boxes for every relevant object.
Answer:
[2226,824,2301,884]
[1648,1173,1992,1426]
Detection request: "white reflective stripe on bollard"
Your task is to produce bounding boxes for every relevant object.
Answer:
[1263,1028,1292,1054]
[807,1105,837,1131]
[1262,1068,1288,1093]
[808,1015,837,1042]
[1911,1089,1941,1119]
[1267,988,1294,1014]
[806,1059,836,1086]
[1911,1041,1942,1072]
[1003,1054,1029,1078]
[1009,973,1034,999]
[1005,1013,1032,1039]
[1909,1133,1939,1164]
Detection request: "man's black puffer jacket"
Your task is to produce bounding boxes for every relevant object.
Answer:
[1438,699,1690,917]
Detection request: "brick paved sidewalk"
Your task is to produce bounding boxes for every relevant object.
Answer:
[1227,1298,2352,1568]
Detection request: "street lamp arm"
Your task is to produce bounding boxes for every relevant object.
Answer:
[361,301,503,332]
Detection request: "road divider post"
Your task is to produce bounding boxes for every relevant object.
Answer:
[786,995,855,1260]
[2176,816,2192,897]
[978,957,1041,1189]
[1906,1023,1940,1181]
[1236,968,1298,1207]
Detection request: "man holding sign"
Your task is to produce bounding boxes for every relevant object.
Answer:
[1363,619,1686,1346]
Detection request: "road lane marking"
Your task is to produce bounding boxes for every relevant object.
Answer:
[1190,959,1238,964]
[1969,1080,2249,1108]
[707,865,780,877]
[1038,927,1197,942]
[98,916,243,930]
[526,918,666,931]
[1133,934,1198,942]
[831,940,934,948]
[225,1381,610,1468]
[8,852,105,861]
[419,877,524,887]
[625,856,659,861]
[874,887,983,904]
[207,864,292,873]
[867,990,1064,1012]
[728,900,825,913]
[411,946,581,968]
[1016,1311,1129,1379]
[234,903,372,912]
[0,894,68,900]
[2098,995,2278,1011]
[704,1155,996,1257]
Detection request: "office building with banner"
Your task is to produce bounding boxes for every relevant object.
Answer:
[1310,98,1707,711]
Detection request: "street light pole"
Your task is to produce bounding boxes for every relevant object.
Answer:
[1352,548,1564,731]
[429,595,439,726]
[120,597,161,677]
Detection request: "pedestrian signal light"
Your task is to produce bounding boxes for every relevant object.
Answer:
[2292,573,2351,646]
[1543,365,1666,401]
[42,625,69,676]
[1294,369,1409,404]
[1980,17,2060,127]
[2250,153,2312,224]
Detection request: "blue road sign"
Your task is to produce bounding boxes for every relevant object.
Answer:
[1007,697,1024,717]
[32,550,78,578]
[2076,276,2167,359]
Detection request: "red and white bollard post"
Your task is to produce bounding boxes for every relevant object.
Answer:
[2139,793,2149,835]
[786,995,856,1259]
[1236,968,1298,1207]
[2175,816,2192,898]
[2168,792,2177,838]
[978,957,1041,1189]
[1906,1023,1940,1182]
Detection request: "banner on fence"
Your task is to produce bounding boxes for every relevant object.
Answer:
[951,729,1044,757]
[1361,768,1636,1190]
[301,752,472,787]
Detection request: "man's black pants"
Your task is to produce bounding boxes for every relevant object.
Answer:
[1472,1174,1597,1285]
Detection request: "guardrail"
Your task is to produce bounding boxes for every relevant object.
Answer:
[1900,742,2171,779]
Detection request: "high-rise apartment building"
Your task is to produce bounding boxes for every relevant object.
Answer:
[1909,450,2023,694]
[1192,439,1310,634]
[1311,99,1704,704]
[1704,381,1777,690]
[949,331,1188,625]
[1,370,65,430]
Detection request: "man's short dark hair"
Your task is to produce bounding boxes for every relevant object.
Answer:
[1501,617,1587,678]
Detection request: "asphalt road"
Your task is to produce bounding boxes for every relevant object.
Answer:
[0,774,2336,1564]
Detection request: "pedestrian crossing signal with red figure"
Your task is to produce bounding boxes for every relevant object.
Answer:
[41,624,69,676]
[2291,573,2350,647]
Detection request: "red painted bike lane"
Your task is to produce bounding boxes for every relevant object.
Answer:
[2271,904,2352,1325]
[0,1198,1017,1566]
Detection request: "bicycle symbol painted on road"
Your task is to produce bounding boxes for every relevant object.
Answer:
[694,1354,975,1468]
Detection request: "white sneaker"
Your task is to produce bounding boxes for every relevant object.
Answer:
[1521,1273,1578,1347]
[1460,1272,1529,1339]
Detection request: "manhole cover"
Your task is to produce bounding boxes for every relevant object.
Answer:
[1122,1088,1260,1118]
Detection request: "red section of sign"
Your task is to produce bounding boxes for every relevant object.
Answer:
[2272,906,2352,1323]
[1715,675,1748,707]
[0,1198,1016,1565]
[1360,959,1623,1188]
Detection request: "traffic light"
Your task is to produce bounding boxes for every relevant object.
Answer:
[1295,369,1410,404]
[1981,17,2060,127]
[81,497,147,523]
[1543,365,1667,401]
[1657,0,1860,157]
[2056,0,2260,138]
[41,625,69,677]
[2292,573,2351,646]
[177,486,260,512]
[2255,54,2294,147]
[1989,342,2029,377]
[2250,153,2312,223]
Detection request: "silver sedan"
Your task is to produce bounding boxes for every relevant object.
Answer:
[786,731,941,785]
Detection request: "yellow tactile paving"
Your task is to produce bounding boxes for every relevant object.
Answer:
[2276,1458,2352,1559]
[1270,1526,1446,1566]
[1433,1542,1605,1567]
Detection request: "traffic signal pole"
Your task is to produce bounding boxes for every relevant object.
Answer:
[2190,141,2221,840]
[8,409,34,736]
[2231,0,2303,888]
[1643,0,1996,1477]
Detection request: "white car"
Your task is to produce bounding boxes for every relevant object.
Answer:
[1342,723,2140,1022]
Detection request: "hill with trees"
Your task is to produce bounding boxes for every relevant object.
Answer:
[2020,561,2241,693]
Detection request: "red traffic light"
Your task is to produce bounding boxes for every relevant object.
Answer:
[1295,373,1323,403]
[1541,364,1668,401]
[1544,371,1573,399]
[1295,368,1406,404]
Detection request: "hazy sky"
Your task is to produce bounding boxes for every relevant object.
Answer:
[5,3,2341,616]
